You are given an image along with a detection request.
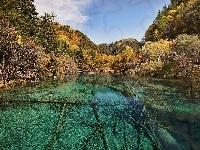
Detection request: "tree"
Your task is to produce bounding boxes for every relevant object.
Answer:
[171,34,200,78]
[145,0,199,41]
[134,40,172,77]
[112,46,140,74]
[0,14,42,80]
[36,13,58,53]
[0,0,38,37]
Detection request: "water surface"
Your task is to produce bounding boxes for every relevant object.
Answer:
[0,74,200,149]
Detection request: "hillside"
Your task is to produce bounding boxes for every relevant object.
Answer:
[139,0,200,80]
[55,23,105,67]
[99,38,142,55]
[145,0,200,41]
[0,0,105,85]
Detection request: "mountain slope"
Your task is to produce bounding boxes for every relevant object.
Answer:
[99,38,142,55]
[145,0,200,41]
[0,0,104,83]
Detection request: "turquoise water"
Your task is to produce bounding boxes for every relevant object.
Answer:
[0,74,200,150]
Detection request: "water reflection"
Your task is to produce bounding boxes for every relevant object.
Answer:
[0,74,200,149]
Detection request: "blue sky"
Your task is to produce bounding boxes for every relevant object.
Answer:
[34,0,170,44]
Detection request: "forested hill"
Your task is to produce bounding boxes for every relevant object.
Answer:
[0,0,102,54]
[145,0,200,41]
[99,38,142,55]
[55,23,104,56]
[0,0,105,83]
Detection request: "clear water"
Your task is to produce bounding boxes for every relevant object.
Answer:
[0,74,200,150]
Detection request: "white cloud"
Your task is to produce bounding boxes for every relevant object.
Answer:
[34,0,92,29]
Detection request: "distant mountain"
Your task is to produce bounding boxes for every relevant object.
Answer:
[99,38,142,55]
[55,23,104,56]
[145,0,200,41]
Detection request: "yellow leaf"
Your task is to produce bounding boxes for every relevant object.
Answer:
[17,35,22,45]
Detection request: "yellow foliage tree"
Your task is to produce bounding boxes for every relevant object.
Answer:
[112,46,139,73]
[141,39,171,62]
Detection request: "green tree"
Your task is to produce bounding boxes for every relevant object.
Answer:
[36,13,58,53]
[0,0,38,37]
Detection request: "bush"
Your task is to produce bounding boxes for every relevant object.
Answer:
[141,39,171,62]
[134,61,164,77]
[172,34,200,59]
[112,46,140,74]
[171,34,200,78]
[135,40,172,77]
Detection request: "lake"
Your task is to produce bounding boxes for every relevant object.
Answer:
[0,74,200,150]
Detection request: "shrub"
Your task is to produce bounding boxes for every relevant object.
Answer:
[171,34,200,78]
[172,34,200,60]
[135,40,172,77]
[141,39,171,62]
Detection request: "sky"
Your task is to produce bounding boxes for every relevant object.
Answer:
[34,0,170,44]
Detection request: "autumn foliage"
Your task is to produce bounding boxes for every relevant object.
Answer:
[145,0,200,41]
[0,0,200,86]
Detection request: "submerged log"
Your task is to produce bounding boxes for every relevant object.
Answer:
[90,100,110,150]
[1,98,84,105]
[46,102,67,149]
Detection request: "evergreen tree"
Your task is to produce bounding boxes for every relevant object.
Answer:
[0,0,38,38]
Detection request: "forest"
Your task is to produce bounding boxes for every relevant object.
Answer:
[0,0,200,88]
